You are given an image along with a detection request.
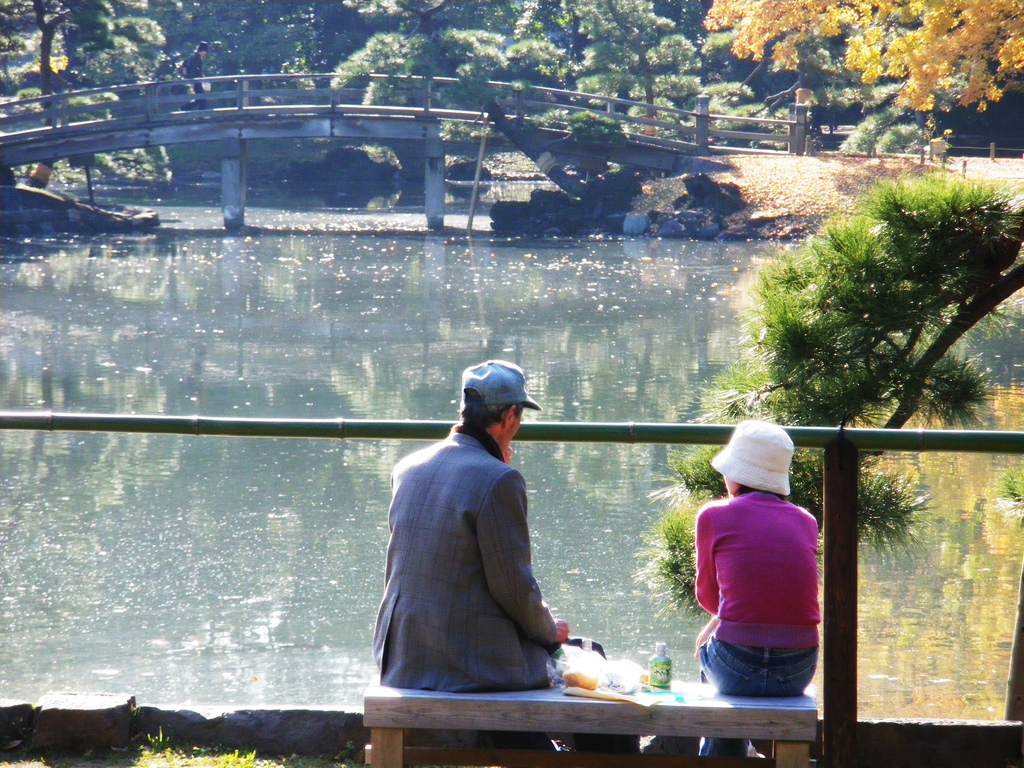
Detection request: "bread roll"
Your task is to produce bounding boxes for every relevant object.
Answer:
[563,669,600,690]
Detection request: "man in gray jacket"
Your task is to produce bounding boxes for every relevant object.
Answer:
[373,359,569,692]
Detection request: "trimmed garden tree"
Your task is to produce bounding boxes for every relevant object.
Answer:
[643,174,1024,615]
[571,0,702,113]
[339,0,510,108]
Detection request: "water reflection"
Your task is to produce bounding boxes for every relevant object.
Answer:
[1,229,1023,718]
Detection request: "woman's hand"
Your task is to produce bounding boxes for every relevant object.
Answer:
[694,616,720,658]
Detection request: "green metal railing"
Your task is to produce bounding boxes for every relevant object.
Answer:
[3,410,1024,453]
[3,410,1024,768]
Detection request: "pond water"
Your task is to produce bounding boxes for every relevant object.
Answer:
[1,218,1023,719]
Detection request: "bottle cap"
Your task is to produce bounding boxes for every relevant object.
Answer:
[655,642,667,655]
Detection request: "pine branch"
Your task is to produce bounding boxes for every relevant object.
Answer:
[885,257,1024,429]
[763,76,802,112]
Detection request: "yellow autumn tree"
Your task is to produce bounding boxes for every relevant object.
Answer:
[705,0,1024,109]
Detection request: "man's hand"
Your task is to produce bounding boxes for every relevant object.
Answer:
[554,618,570,643]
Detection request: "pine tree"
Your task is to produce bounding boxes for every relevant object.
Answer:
[642,174,1024,615]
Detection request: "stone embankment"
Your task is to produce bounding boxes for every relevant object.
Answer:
[3,692,1023,767]
[488,170,765,240]
[487,154,1024,240]
[0,694,367,756]
[0,184,159,236]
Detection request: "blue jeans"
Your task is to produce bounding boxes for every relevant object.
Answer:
[698,637,818,758]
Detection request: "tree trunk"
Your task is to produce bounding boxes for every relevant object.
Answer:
[486,101,585,198]
[34,0,55,96]
[32,0,70,97]
[643,72,656,136]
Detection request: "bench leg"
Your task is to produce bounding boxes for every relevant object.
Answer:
[774,741,810,768]
[371,727,405,768]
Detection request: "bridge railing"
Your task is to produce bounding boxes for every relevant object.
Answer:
[1,73,807,157]
[0,74,355,136]
[373,75,804,155]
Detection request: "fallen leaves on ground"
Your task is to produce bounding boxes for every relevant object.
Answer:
[645,153,1024,235]
[720,155,929,222]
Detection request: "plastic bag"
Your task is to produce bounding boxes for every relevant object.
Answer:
[603,659,644,694]
[547,644,643,694]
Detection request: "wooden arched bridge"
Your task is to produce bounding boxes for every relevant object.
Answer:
[0,73,809,230]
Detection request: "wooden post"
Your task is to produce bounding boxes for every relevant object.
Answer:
[823,434,858,768]
[466,125,488,234]
[1004,553,1024,727]
[221,137,247,232]
[47,94,58,129]
[237,77,248,111]
[790,103,808,156]
[69,154,95,204]
[370,727,404,768]
[424,123,445,231]
[695,94,710,156]
[991,142,997,161]
[84,165,95,205]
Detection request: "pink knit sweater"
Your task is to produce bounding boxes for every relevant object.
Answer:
[695,492,820,649]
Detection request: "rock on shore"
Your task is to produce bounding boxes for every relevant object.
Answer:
[0,184,159,237]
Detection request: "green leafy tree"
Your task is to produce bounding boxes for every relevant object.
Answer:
[0,1,30,57]
[1,0,117,94]
[643,175,1024,615]
[730,177,1024,430]
[339,0,507,108]
[2,0,166,91]
[154,2,369,77]
[502,37,571,88]
[512,0,586,84]
[64,2,165,86]
[570,0,701,112]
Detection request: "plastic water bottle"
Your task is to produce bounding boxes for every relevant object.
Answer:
[649,642,672,690]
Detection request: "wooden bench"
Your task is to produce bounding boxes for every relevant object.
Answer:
[363,682,817,768]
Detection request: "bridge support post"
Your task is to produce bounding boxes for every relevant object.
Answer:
[221,138,248,232]
[424,124,445,231]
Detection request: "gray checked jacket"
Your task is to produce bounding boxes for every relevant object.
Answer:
[372,431,559,691]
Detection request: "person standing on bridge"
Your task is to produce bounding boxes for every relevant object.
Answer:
[181,41,209,110]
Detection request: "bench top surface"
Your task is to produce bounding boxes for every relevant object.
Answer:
[363,683,817,740]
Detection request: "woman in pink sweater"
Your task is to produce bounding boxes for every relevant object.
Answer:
[693,420,820,758]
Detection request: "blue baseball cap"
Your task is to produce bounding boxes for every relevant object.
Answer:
[461,360,541,411]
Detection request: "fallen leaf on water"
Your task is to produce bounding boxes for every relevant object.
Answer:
[3,740,23,750]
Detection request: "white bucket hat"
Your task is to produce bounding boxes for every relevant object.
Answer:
[711,420,794,496]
